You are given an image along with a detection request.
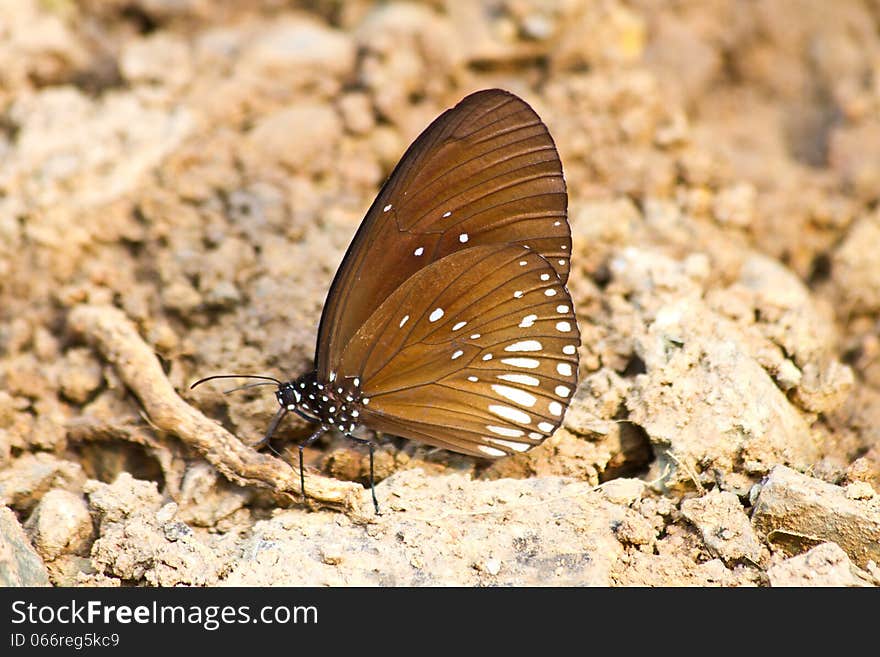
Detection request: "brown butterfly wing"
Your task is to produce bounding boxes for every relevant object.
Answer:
[335,244,579,457]
[316,89,569,378]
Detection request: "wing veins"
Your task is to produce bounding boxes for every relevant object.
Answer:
[418,264,570,343]
[357,245,509,377]
[444,208,567,234]
[396,132,556,214]
[448,96,521,138]
[447,365,575,387]
[407,167,563,232]
[470,118,546,145]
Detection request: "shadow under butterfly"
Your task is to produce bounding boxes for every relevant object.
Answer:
[192,89,580,513]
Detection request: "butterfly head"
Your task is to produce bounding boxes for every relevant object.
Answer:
[273,370,323,421]
[263,373,325,445]
[190,371,325,448]
[275,380,302,411]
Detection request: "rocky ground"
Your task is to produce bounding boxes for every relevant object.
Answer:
[1,0,879,587]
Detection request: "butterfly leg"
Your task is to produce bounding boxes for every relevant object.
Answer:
[298,425,326,505]
[252,406,288,450]
[346,435,380,514]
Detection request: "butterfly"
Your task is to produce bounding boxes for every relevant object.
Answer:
[193,89,580,512]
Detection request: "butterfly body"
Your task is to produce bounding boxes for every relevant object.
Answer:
[194,88,580,512]
[276,371,364,434]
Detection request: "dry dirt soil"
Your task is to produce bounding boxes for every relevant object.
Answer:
[2,0,880,587]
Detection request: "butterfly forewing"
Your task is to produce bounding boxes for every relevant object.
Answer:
[336,244,579,458]
[317,89,569,377]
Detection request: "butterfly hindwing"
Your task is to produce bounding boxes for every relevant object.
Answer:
[335,244,579,457]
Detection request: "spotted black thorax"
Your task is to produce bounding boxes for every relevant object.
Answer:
[275,370,367,435]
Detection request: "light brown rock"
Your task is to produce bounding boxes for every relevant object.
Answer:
[224,470,626,586]
[681,489,765,565]
[25,489,94,560]
[768,542,875,587]
[86,474,222,586]
[752,465,880,569]
[0,453,86,513]
[0,505,51,586]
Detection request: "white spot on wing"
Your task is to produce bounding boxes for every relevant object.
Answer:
[538,421,554,433]
[479,445,506,457]
[556,321,572,333]
[487,425,524,438]
[400,314,410,328]
[556,305,569,313]
[549,401,563,416]
[557,363,573,376]
[459,233,469,243]
[513,290,524,299]
[563,345,577,355]
[555,385,571,398]
[329,371,336,382]
[451,350,464,360]
[491,384,537,408]
[470,333,481,339]
[528,431,542,440]
[414,247,424,256]
[498,373,540,386]
[505,340,542,352]
[452,321,467,331]
[482,353,493,361]
[429,308,444,322]
[489,438,530,452]
[442,211,452,218]
[501,357,540,369]
[467,376,478,382]
[519,314,538,328]
[383,204,392,212]
[519,260,527,266]
[489,405,531,424]
[544,288,557,297]
[540,273,550,281]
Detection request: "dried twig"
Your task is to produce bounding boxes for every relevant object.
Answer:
[68,304,365,513]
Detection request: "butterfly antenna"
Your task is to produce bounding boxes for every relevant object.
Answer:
[190,374,282,390]
[221,381,280,394]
